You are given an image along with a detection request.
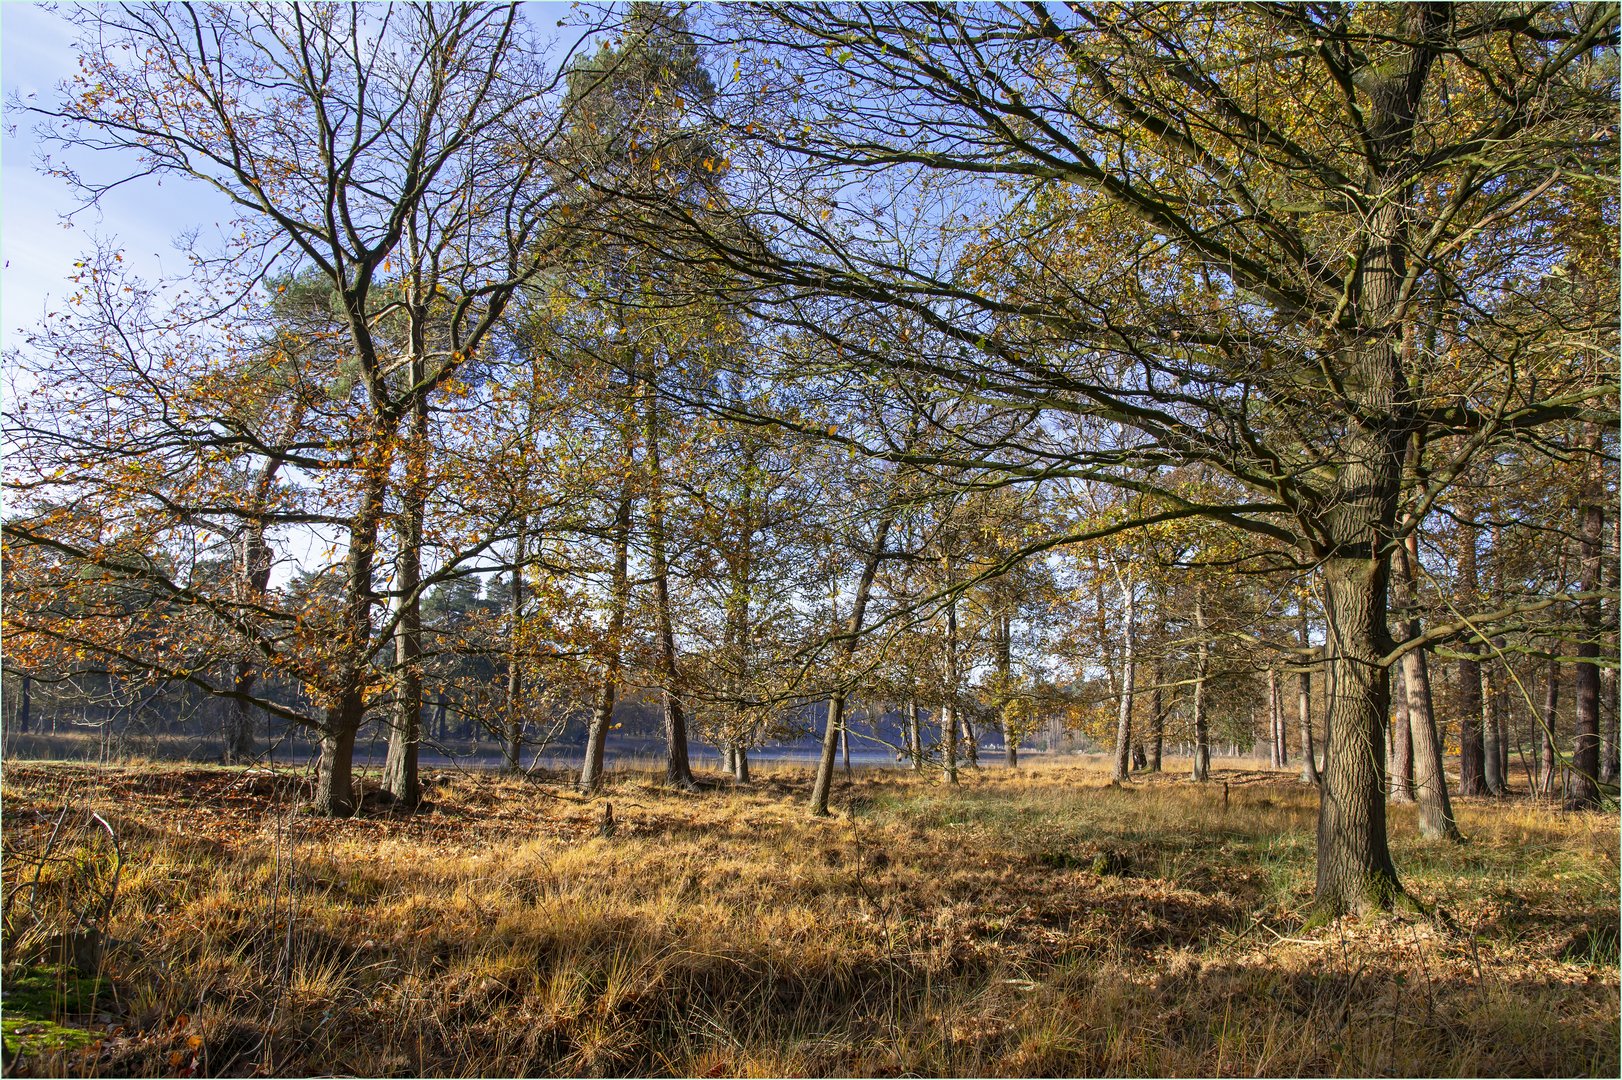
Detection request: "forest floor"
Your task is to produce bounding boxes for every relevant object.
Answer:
[1,756,1617,1077]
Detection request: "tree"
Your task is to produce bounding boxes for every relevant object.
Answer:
[615,2,1619,913]
[20,3,585,813]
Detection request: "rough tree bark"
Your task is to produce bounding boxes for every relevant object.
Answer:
[1566,432,1606,810]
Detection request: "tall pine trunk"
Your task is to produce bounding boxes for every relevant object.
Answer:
[1566,438,1605,809]
[645,389,694,790]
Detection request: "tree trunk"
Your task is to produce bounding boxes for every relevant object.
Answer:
[1455,527,1487,797]
[1268,669,1285,769]
[1299,607,1321,785]
[942,581,961,785]
[1314,557,1403,913]
[1112,587,1136,783]
[1482,655,1506,796]
[580,491,633,795]
[1538,656,1559,797]
[224,442,287,765]
[960,712,978,768]
[1191,593,1210,782]
[503,517,527,775]
[1148,667,1164,773]
[995,612,1017,768]
[1397,521,1461,840]
[908,700,924,771]
[810,505,897,816]
[384,396,429,808]
[1388,660,1414,803]
[841,722,852,776]
[1601,515,1619,786]
[315,723,358,817]
[17,673,31,734]
[1566,484,1605,809]
[645,389,694,791]
[733,744,750,784]
[314,437,392,817]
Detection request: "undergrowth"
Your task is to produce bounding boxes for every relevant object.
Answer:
[1,757,1615,1077]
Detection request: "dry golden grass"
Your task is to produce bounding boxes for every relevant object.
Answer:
[2,755,1616,1077]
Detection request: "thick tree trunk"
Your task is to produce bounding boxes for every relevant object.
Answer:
[503,519,527,775]
[1314,558,1403,914]
[1191,594,1210,782]
[315,723,358,816]
[1566,490,1605,810]
[314,439,391,817]
[580,492,633,795]
[810,506,897,816]
[733,744,750,784]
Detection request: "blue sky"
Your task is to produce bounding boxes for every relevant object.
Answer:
[1,1,575,363]
[1,2,239,359]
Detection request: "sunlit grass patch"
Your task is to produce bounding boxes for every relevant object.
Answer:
[1,757,1615,1076]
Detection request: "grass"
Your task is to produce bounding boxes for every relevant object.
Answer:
[0,755,1616,1077]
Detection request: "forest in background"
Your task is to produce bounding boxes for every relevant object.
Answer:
[1,2,1617,927]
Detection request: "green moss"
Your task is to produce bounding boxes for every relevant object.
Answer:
[0,965,107,1059]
